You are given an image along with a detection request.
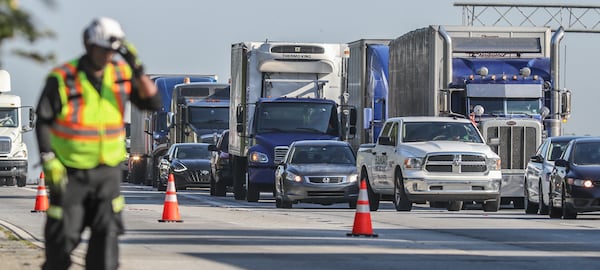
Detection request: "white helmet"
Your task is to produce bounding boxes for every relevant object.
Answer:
[83,17,125,50]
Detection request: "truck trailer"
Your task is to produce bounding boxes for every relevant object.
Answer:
[229,41,356,202]
[346,39,391,151]
[388,25,571,208]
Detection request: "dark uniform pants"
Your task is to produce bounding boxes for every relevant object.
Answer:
[43,165,125,270]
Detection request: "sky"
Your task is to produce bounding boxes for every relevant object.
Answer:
[4,0,600,178]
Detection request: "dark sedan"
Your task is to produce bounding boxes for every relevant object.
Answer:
[158,143,212,191]
[274,140,359,209]
[524,136,584,215]
[548,137,600,219]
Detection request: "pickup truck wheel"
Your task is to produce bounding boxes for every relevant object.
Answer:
[538,180,549,215]
[214,178,227,197]
[447,201,463,211]
[362,170,380,211]
[561,185,577,219]
[17,176,26,187]
[483,197,500,212]
[209,175,216,196]
[393,170,412,211]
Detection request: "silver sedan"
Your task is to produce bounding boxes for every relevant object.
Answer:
[275,140,359,209]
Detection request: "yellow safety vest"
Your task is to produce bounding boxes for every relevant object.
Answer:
[49,59,132,169]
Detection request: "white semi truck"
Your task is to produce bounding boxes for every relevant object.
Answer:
[0,70,34,187]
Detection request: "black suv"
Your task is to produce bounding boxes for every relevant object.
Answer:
[209,130,232,196]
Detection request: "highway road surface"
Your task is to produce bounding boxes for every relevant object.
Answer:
[1,183,599,270]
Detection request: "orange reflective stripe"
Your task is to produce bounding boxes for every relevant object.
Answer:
[112,62,132,114]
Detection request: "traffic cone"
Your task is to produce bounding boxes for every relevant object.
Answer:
[347,179,377,237]
[31,171,49,213]
[158,173,183,223]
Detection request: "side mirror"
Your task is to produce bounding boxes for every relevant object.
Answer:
[530,155,543,163]
[208,144,217,151]
[554,159,569,168]
[166,112,175,128]
[488,137,500,146]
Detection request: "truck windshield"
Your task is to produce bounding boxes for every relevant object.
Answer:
[0,108,17,128]
[188,107,229,129]
[470,98,540,115]
[255,103,338,136]
[402,122,483,143]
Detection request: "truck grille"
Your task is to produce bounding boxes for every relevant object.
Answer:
[0,137,10,154]
[308,176,344,183]
[274,146,289,164]
[425,154,487,173]
[487,126,537,170]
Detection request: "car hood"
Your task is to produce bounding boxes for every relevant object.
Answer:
[401,141,498,158]
[570,164,600,180]
[288,164,356,175]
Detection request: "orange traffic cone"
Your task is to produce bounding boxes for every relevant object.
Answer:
[347,179,377,237]
[31,171,49,213]
[158,173,182,223]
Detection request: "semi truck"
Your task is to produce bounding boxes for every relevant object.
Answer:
[346,39,391,150]
[0,70,34,187]
[169,82,230,145]
[388,25,572,208]
[229,41,356,202]
[128,75,217,186]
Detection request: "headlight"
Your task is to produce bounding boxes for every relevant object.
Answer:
[403,157,423,169]
[172,161,187,173]
[487,158,501,171]
[285,171,302,182]
[13,150,27,158]
[249,151,269,163]
[567,178,594,188]
[347,173,358,183]
[131,155,141,162]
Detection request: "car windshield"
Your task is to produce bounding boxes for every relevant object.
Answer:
[402,122,483,143]
[573,142,600,165]
[175,146,211,160]
[291,145,355,165]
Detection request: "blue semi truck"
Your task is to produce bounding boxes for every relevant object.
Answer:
[388,25,572,208]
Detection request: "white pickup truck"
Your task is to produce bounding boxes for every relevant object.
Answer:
[356,116,502,212]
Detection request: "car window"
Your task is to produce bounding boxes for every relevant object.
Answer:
[176,146,211,159]
[573,142,600,165]
[291,145,355,164]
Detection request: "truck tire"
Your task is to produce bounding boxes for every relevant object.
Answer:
[215,178,227,197]
[393,169,412,211]
[361,169,379,211]
[246,182,260,202]
[17,176,26,187]
[447,201,463,211]
[232,157,246,201]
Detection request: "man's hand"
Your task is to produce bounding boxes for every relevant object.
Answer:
[118,40,144,77]
[42,157,67,194]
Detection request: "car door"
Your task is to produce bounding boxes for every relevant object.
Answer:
[371,121,398,191]
[526,139,548,200]
[549,142,573,206]
[159,146,175,181]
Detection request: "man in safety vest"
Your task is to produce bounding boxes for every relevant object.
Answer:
[35,17,161,270]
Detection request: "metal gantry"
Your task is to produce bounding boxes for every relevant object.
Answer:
[455,2,600,33]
